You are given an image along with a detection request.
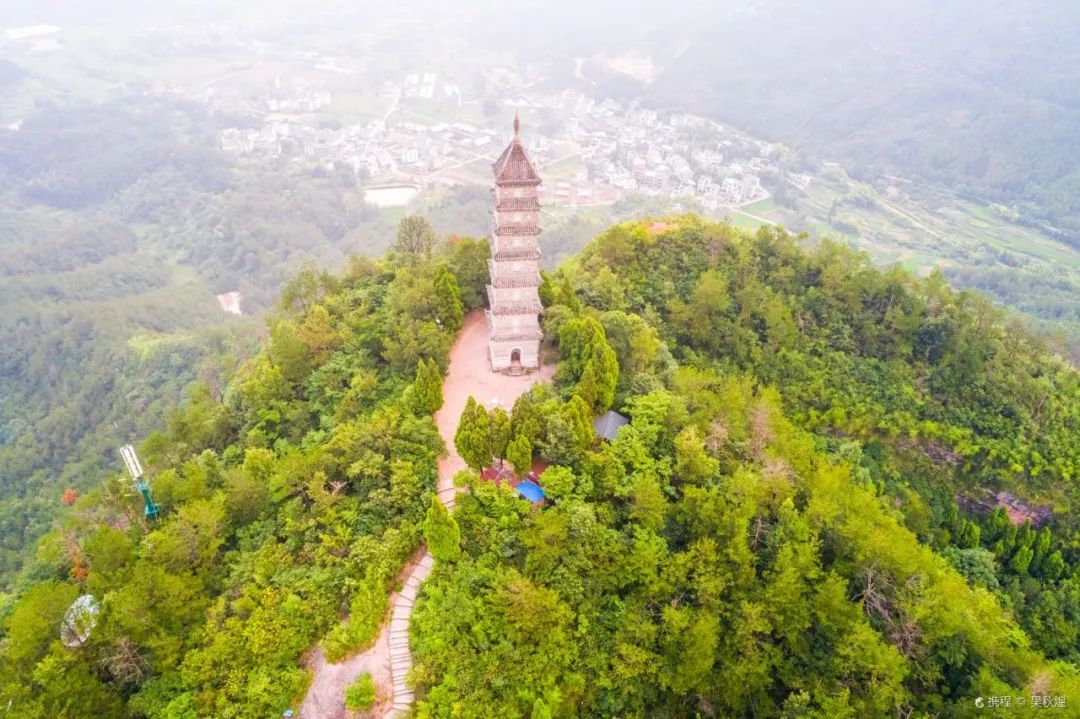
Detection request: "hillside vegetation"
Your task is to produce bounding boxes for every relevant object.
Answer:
[0,97,401,586]
[411,217,1080,716]
[1,217,1079,718]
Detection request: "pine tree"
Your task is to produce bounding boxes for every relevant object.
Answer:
[455,397,491,470]
[565,395,595,449]
[558,276,580,311]
[422,495,461,562]
[434,266,464,332]
[592,340,619,411]
[1042,550,1065,580]
[1010,545,1034,575]
[511,392,542,442]
[986,505,1009,540]
[411,358,443,414]
[488,407,511,462]
[558,315,619,411]
[575,360,599,409]
[507,433,533,477]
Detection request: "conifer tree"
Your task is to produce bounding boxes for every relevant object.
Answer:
[454,397,491,470]
[575,360,599,409]
[423,495,461,562]
[511,392,542,442]
[434,266,464,332]
[507,433,533,477]
[411,358,443,414]
[1010,545,1034,575]
[558,316,619,411]
[488,407,511,462]
[565,395,595,449]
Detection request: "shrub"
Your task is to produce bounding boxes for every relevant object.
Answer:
[345,672,376,711]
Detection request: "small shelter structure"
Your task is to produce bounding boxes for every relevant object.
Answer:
[515,479,546,503]
[594,410,629,442]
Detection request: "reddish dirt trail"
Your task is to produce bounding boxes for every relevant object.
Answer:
[300,310,550,717]
[433,310,552,508]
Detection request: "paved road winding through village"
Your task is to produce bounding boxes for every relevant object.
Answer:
[300,312,549,717]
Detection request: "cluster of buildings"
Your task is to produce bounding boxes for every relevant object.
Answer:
[545,91,776,209]
[221,115,536,182]
[218,74,803,213]
[384,72,460,102]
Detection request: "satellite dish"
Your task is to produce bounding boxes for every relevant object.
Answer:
[60,594,99,647]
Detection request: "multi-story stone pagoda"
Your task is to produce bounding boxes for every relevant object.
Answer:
[486,113,543,372]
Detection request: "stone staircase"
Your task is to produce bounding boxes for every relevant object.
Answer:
[384,552,434,717]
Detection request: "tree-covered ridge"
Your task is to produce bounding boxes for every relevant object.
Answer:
[3,214,1080,718]
[564,216,1080,496]
[0,97,430,586]
[0,234,486,718]
[408,216,1080,717]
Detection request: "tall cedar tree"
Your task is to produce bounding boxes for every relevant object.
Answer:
[488,408,512,462]
[412,358,443,415]
[558,316,618,411]
[454,396,491,470]
[434,266,464,331]
[506,433,533,477]
[422,495,461,562]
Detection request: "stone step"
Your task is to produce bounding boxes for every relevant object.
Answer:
[419,555,434,570]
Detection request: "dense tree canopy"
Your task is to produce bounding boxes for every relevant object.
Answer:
[0,251,459,717]
[409,216,1080,718]
[3,214,1080,719]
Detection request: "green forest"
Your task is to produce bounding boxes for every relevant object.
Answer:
[0,97,405,586]
[3,215,1080,717]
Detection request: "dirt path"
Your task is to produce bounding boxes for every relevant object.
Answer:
[433,311,553,508]
[301,311,549,718]
[384,311,549,715]
[300,634,391,719]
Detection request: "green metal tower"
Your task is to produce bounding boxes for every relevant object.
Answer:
[120,444,159,520]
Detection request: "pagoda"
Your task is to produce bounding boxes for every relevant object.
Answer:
[486,113,543,372]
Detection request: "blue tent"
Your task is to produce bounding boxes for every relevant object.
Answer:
[515,480,546,503]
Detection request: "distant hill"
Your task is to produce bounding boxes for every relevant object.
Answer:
[636,0,1080,234]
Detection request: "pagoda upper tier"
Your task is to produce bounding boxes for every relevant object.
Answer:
[491,113,541,185]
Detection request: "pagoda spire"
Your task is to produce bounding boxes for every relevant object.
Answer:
[513,110,520,136]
